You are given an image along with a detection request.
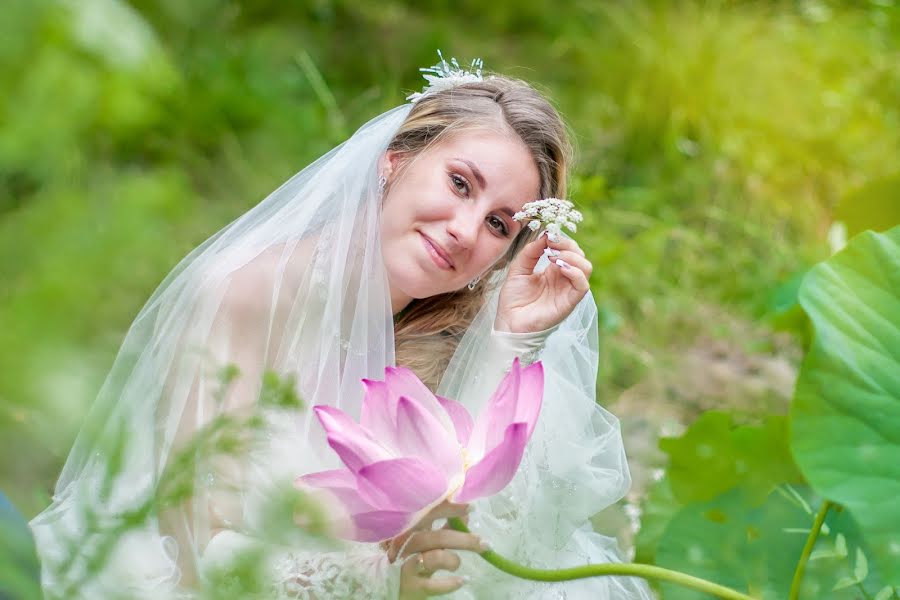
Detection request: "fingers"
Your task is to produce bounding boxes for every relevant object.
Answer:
[553,255,591,295]
[399,549,460,580]
[400,550,467,598]
[387,502,470,562]
[399,529,485,558]
[421,500,469,524]
[549,250,592,279]
[401,572,468,597]
[508,235,550,275]
[421,549,462,574]
[546,235,585,257]
[419,575,468,596]
[386,531,412,562]
[548,245,592,296]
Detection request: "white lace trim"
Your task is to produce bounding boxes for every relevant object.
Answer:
[270,546,400,600]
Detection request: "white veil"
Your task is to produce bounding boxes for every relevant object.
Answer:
[30,90,650,599]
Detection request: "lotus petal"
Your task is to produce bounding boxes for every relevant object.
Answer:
[302,361,545,542]
[514,361,544,438]
[296,468,355,490]
[296,469,375,515]
[352,510,414,542]
[454,422,528,503]
[384,366,454,433]
[324,434,392,474]
[316,404,392,471]
[468,359,522,458]
[395,396,463,478]
[360,379,399,444]
[357,458,446,512]
[436,395,474,446]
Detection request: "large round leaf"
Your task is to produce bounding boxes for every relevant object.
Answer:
[660,412,803,506]
[656,487,890,599]
[790,226,900,585]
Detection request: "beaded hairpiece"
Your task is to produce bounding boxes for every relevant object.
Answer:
[406,50,487,104]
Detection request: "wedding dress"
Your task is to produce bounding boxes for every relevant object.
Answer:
[29,89,652,600]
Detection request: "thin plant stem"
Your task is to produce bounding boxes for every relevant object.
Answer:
[789,499,833,600]
[855,582,873,600]
[447,518,756,600]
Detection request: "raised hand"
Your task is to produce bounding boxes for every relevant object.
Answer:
[384,501,484,599]
[494,235,592,334]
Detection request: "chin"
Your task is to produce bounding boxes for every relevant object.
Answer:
[395,276,444,300]
[390,266,457,300]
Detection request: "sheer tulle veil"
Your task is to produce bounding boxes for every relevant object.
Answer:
[30,75,651,598]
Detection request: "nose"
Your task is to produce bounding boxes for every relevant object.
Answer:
[446,208,481,250]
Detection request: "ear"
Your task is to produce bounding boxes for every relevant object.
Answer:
[378,149,404,181]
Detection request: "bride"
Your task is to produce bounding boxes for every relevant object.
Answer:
[30,55,652,599]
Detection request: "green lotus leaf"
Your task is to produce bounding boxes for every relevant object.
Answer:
[655,488,888,599]
[634,474,681,567]
[660,411,803,505]
[790,226,900,585]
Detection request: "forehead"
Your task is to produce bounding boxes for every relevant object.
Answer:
[428,130,541,203]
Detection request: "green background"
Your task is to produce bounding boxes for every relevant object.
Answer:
[1,1,898,592]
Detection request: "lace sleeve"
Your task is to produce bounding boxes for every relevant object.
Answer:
[270,544,401,600]
[436,291,654,599]
[201,530,402,599]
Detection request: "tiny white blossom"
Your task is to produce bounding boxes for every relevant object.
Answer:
[512,197,583,242]
[545,222,562,242]
[407,50,486,103]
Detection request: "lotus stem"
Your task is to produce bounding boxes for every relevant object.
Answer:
[789,500,833,600]
[447,517,756,600]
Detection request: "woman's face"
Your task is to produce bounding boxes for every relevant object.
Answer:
[379,130,541,310]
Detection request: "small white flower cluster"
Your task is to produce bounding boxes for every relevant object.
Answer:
[406,50,485,104]
[513,198,583,242]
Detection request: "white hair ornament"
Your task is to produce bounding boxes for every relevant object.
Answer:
[406,50,487,103]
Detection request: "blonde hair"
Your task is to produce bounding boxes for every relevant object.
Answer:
[388,75,573,390]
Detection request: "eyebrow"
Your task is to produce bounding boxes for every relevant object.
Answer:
[454,158,521,227]
[455,158,487,191]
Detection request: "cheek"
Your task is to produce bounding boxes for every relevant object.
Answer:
[469,240,511,277]
[383,181,451,228]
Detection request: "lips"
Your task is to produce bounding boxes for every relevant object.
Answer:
[420,233,454,270]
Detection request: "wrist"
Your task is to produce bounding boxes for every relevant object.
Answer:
[492,315,561,335]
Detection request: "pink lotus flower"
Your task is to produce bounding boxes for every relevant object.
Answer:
[295,358,544,542]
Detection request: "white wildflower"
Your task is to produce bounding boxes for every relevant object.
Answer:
[407,50,486,103]
[512,198,583,242]
[545,222,562,241]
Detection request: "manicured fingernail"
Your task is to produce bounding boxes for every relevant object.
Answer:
[479,540,491,552]
[548,249,561,257]
[556,259,571,269]
[462,575,472,583]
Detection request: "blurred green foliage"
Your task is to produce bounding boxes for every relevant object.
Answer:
[790,227,900,585]
[636,226,900,597]
[1,0,898,537]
